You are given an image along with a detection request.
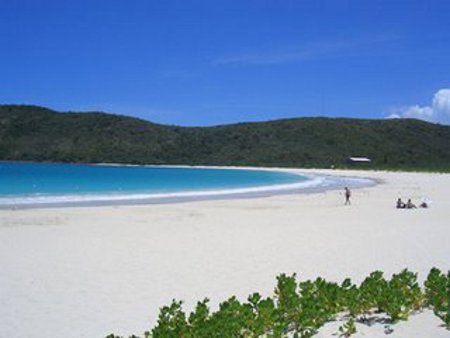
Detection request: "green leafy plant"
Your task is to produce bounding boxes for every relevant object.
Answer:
[425,268,450,329]
[274,273,301,335]
[247,293,277,336]
[107,268,450,338]
[378,269,423,322]
[151,300,188,338]
[296,277,342,337]
[359,271,388,316]
[338,318,357,337]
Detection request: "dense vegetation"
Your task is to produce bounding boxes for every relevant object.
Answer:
[106,268,450,338]
[1,104,450,170]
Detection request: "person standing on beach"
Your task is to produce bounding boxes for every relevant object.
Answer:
[344,187,351,205]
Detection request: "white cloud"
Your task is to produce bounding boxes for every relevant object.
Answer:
[210,40,358,66]
[211,36,401,67]
[386,89,450,124]
[211,50,316,66]
[433,89,450,115]
[385,113,401,119]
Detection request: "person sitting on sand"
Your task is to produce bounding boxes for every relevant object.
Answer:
[419,197,431,208]
[396,198,406,209]
[406,199,416,209]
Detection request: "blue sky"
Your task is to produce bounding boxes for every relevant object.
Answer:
[1,0,450,126]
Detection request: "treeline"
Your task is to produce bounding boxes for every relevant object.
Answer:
[1,105,450,170]
[106,268,450,338]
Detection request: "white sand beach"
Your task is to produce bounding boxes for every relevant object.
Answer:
[0,169,449,337]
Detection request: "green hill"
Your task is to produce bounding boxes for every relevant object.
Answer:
[1,104,450,170]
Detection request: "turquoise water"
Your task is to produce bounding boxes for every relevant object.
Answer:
[0,162,307,205]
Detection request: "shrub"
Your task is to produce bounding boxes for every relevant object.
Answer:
[108,268,450,338]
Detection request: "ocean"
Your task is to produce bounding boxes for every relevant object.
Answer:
[0,162,310,206]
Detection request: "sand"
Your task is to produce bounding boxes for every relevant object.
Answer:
[0,169,449,337]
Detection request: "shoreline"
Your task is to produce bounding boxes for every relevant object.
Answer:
[1,168,449,337]
[0,165,376,209]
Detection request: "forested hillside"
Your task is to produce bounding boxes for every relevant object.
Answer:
[1,105,450,170]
